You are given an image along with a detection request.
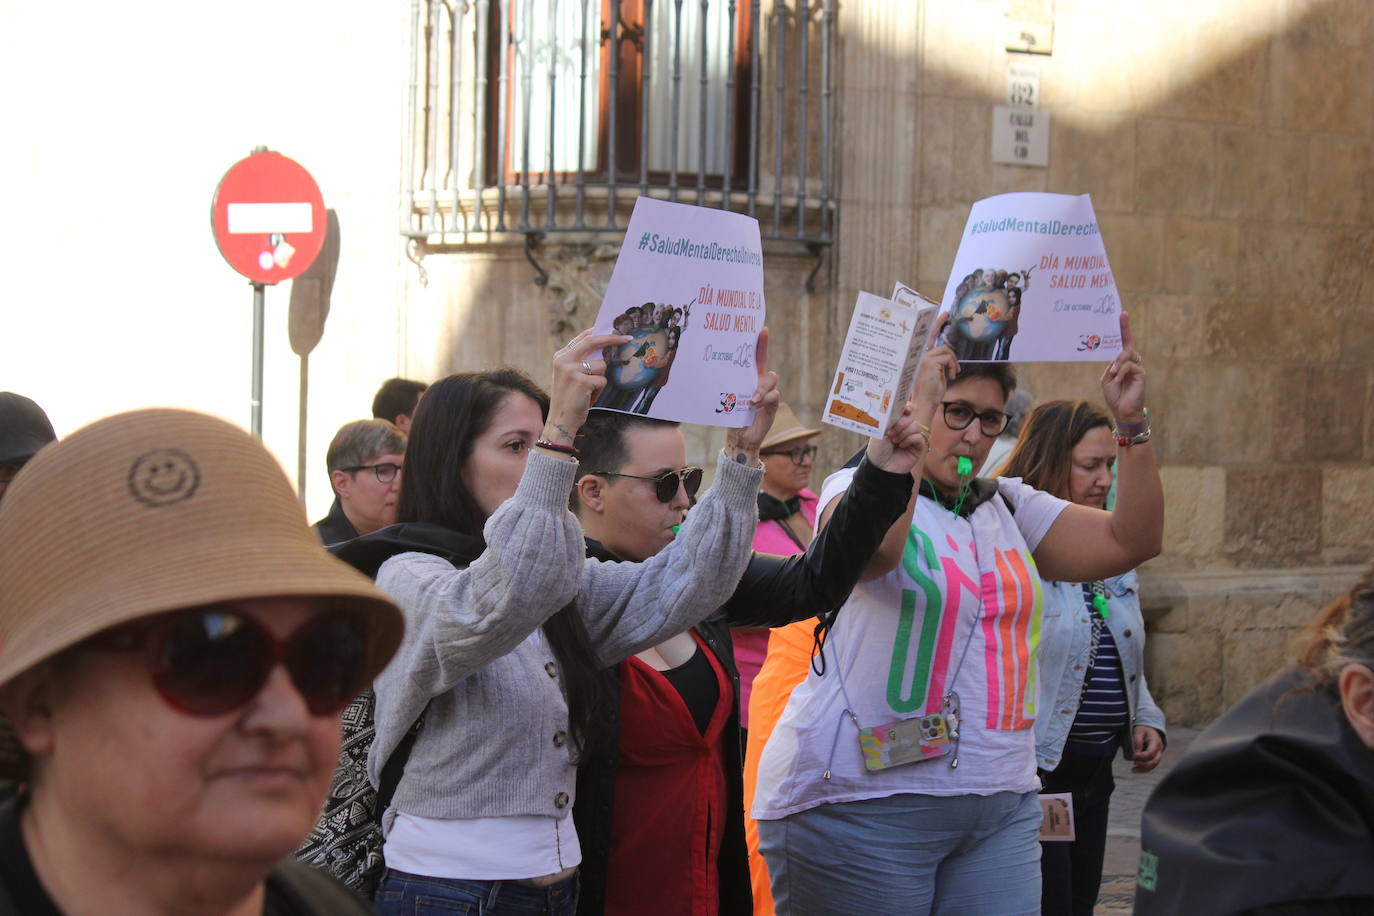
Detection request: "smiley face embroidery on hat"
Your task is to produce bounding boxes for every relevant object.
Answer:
[127,448,202,508]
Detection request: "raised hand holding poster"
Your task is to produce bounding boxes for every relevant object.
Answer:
[823,286,940,437]
[591,197,765,426]
[940,192,1121,362]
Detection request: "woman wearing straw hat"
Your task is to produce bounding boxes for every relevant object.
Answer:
[0,408,405,915]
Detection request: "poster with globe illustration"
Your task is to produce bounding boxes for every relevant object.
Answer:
[939,192,1122,362]
[591,197,766,426]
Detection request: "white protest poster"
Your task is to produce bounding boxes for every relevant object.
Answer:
[939,192,1121,362]
[591,197,765,426]
[823,290,939,437]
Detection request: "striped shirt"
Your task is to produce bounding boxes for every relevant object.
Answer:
[1065,584,1129,756]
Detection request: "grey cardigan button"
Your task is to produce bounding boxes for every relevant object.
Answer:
[553,730,568,748]
[545,662,558,677]
[554,792,570,809]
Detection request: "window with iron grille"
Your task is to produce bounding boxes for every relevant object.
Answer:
[403,0,835,251]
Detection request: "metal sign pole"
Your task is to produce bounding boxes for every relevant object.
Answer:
[251,281,265,438]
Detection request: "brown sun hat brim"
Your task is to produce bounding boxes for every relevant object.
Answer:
[0,408,403,780]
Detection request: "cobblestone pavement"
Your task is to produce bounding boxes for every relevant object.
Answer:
[1094,725,1202,915]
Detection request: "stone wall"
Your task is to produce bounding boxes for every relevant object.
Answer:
[827,0,1374,723]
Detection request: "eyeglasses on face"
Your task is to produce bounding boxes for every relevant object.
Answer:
[760,445,818,465]
[593,466,704,503]
[342,462,402,483]
[90,605,375,717]
[940,401,1011,437]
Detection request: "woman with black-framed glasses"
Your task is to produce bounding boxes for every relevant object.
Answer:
[314,418,408,545]
[755,313,1164,916]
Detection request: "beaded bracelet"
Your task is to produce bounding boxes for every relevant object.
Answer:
[1113,408,1151,446]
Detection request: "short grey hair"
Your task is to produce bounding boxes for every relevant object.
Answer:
[326,419,406,474]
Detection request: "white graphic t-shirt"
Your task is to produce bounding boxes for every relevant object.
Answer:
[752,468,1068,819]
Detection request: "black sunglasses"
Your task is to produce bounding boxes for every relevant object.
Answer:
[92,606,374,717]
[594,466,704,503]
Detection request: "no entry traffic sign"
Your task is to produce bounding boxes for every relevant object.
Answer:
[211,151,325,285]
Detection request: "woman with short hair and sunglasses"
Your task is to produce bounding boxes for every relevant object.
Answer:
[754,314,1164,916]
[997,399,1166,916]
[347,330,781,915]
[0,408,404,915]
[568,399,934,916]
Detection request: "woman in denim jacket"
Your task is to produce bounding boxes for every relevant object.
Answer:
[998,399,1166,916]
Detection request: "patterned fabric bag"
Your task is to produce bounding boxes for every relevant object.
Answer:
[296,690,423,897]
[295,522,472,896]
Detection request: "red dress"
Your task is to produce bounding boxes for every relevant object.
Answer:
[604,631,734,916]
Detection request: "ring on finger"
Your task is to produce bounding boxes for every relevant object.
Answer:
[581,359,593,374]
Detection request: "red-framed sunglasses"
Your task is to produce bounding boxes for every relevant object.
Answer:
[91,605,375,717]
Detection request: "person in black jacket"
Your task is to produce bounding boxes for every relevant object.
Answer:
[1136,565,1374,915]
[570,403,930,916]
[313,419,407,546]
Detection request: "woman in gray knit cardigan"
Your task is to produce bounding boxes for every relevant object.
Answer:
[367,330,780,915]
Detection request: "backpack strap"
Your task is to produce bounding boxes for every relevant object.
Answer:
[374,709,426,824]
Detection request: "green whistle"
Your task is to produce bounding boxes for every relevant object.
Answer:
[956,456,973,477]
[671,524,681,536]
[1093,593,1110,619]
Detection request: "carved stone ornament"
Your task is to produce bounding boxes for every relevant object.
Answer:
[543,242,620,337]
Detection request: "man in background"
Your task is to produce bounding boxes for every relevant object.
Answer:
[371,377,427,433]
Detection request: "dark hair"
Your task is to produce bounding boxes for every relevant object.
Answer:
[1298,565,1374,688]
[572,410,679,511]
[397,369,612,758]
[996,399,1110,498]
[950,361,1018,402]
[372,377,428,424]
[397,370,544,531]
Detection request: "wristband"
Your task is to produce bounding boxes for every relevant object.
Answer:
[534,439,580,457]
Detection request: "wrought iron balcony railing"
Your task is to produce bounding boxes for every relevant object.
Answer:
[403,0,836,267]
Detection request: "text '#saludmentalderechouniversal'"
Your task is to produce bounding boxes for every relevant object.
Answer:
[635,232,762,265]
[969,217,1100,237]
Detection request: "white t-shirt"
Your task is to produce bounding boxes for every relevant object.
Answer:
[752,468,1068,819]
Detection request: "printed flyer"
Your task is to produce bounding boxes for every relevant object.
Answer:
[591,196,765,427]
[823,288,940,437]
[939,192,1122,362]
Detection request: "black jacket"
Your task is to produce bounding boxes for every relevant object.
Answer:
[574,456,914,915]
[312,496,358,547]
[1136,665,1374,915]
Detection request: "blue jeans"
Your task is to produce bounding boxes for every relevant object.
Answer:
[757,792,1041,916]
[374,868,579,916]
